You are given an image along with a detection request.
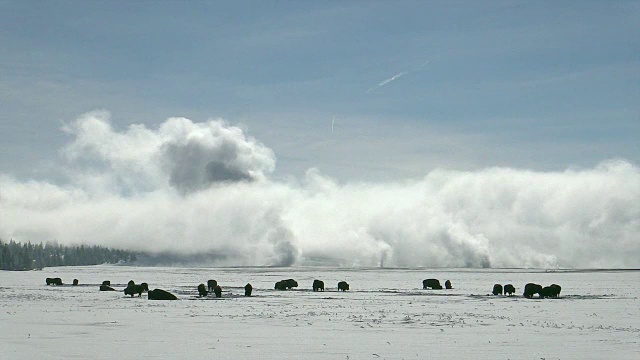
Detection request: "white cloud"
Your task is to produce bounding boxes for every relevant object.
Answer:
[1,112,638,268]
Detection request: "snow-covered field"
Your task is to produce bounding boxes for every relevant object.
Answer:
[1,266,638,359]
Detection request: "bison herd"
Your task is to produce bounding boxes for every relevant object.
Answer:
[523,283,562,298]
[44,276,353,301]
[417,279,562,299]
[45,275,563,301]
[421,279,562,299]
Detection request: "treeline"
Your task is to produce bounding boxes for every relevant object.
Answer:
[0,239,138,271]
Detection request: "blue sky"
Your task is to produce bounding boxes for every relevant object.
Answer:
[1,1,638,181]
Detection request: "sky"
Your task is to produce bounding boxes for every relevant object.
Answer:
[0,1,639,268]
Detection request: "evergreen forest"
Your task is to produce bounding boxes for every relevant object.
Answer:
[0,239,138,271]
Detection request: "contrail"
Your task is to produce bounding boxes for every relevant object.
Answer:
[366,53,440,94]
[418,53,440,69]
[331,116,335,134]
[366,71,407,93]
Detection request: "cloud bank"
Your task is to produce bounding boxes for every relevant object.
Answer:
[1,112,638,268]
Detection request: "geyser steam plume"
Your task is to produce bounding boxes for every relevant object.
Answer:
[1,111,638,268]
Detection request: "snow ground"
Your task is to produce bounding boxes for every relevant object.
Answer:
[1,266,638,359]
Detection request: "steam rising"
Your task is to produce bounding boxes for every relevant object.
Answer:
[1,112,638,268]
[62,111,275,193]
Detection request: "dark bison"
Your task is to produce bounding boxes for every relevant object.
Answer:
[245,283,253,297]
[313,279,325,292]
[124,282,149,297]
[148,289,177,300]
[100,285,116,291]
[207,279,217,292]
[213,285,222,298]
[284,279,298,289]
[504,284,516,296]
[275,279,298,290]
[102,280,111,286]
[540,284,562,298]
[422,279,442,290]
[523,283,543,298]
[338,281,349,291]
[444,280,452,289]
[72,279,79,286]
[46,277,63,286]
[197,283,208,297]
[492,284,503,295]
[275,281,287,290]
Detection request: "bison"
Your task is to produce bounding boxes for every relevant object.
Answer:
[148,289,177,300]
[549,284,561,297]
[124,282,149,297]
[445,280,452,289]
[46,277,63,286]
[284,279,298,289]
[422,279,442,290]
[313,279,325,292]
[504,284,516,296]
[540,284,561,298]
[207,279,217,292]
[213,285,222,298]
[492,284,503,295]
[338,281,349,291]
[523,283,543,298]
[72,279,79,286]
[102,280,111,286]
[197,283,208,297]
[245,283,253,297]
[100,285,116,291]
[275,279,298,290]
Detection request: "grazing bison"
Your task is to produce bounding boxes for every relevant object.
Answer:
[540,286,553,298]
[46,277,63,286]
[338,281,350,291]
[275,279,298,290]
[100,285,116,291]
[492,284,503,295]
[504,284,516,296]
[72,279,79,286]
[148,289,177,300]
[124,282,137,296]
[445,280,452,289]
[422,279,442,290]
[124,282,149,297]
[523,283,543,298]
[213,285,222,298]
[540,284,562,298]
[207,279,217,292]
[197,283,208,297]
[245,283,253,297]
[274,281,287,290]
[284,279,298,289]
[313,279,325,292]
[102,280,111,286]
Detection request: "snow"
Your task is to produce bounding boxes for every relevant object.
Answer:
[1,266,638,359]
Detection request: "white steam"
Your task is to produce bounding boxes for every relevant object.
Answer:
[61,111,275,194]
[1,112,638,268]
